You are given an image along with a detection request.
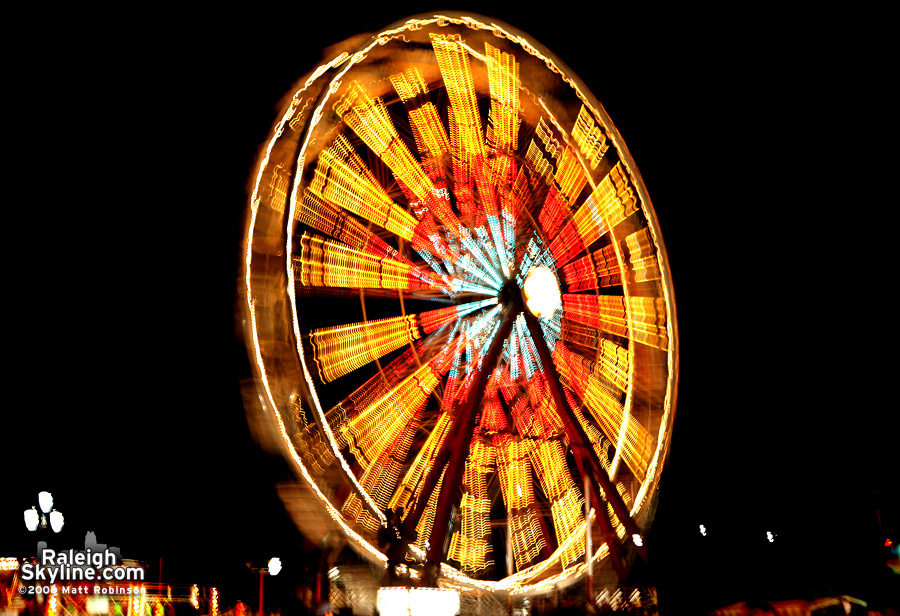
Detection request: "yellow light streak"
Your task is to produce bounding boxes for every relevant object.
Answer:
[409,104,451,166]
[448,440,495,573]
[431,34,485,159]
[535,117,561,160]
[295,232,430,291]
[526,140,554,186]
[555,344,651,480]
[336,82,435,206]
[320,340,427,446]
[555,147,588,205]
[625,228,661,283]
[389,411,453,515]
[625,296,668,350]
[496,437,546,570]
[486,43,519,153]
[46,586,59,616]
[549,161,639,266]
[342,362,440,532]
[571,105,608,170]
[311,315,420,382]
[309,134,417,240]
[529,439,585,567]
[130,588,144,616]
[338,361,437,461]
[390,66,429,102]
[573,161,637,247]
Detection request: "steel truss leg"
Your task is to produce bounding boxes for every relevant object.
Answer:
[520,307,649,569]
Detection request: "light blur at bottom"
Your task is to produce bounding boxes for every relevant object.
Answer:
[376,588,460,616]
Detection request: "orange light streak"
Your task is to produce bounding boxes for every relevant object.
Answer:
[561,293,667,349]
[561,243,621,292]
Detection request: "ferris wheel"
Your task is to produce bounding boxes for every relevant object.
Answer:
[242,13,677,599]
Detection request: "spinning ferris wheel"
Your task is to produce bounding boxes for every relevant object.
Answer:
[242,13,677,599]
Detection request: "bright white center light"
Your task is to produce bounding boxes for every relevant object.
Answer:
[632,534,643,547]
[523,266,561,319]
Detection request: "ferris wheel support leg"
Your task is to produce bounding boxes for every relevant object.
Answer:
[420,303,521,586]
[520,308,650,566]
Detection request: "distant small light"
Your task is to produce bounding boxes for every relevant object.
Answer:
[886,538,893,548]
[24,507,39,531]
[766,531,774,543]
[268,557,282,576]
[699,524,706,537]
[632,534,643,547]
[49,510,64,533]
[38,492,54,514]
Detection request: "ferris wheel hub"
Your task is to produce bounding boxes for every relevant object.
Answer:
[522,266,562,319]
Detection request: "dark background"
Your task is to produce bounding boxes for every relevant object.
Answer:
[4,4,895,614]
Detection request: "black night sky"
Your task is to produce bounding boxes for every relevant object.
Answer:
[4,5,895,614]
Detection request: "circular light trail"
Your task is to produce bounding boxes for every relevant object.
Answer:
[242,12,678,596]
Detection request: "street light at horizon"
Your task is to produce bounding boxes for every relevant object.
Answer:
[249,557,281,616]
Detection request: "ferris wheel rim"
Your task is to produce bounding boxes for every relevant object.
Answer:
[242,12,678,595]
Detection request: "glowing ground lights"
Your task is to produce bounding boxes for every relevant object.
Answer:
[243,13,677,596]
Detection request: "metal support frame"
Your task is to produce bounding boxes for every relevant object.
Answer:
[520,306,649,566]
[400,303,519,585]
[384,287,647,587]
